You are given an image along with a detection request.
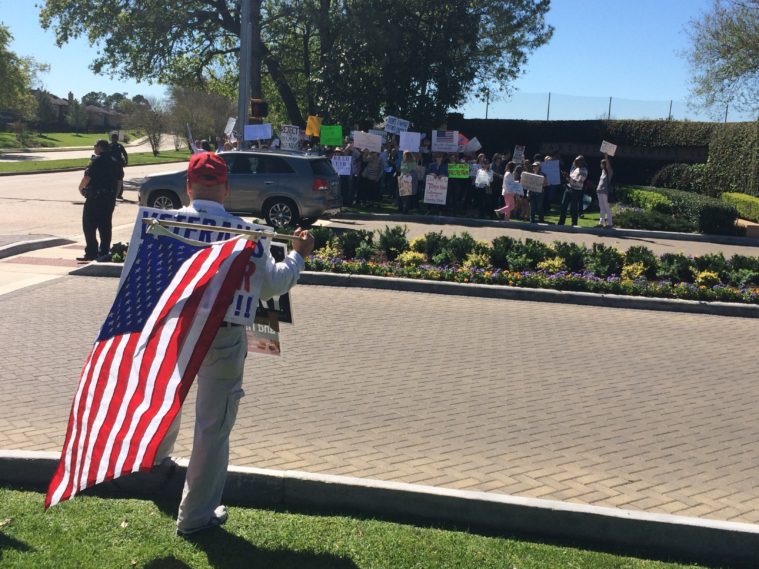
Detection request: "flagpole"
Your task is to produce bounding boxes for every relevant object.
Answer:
[142,218,305,242]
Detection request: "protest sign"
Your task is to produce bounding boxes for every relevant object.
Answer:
[464,137,482,153]
[399,131,421,152]
[280,124,301,150]
[244,123,272,141]
[457,133,470,152]
[424,175,448,205]
[320,125,343,146]
[469,163,481,178]
[224,117,236,136]
[520,172,545,194]
[447,163,469,179]
[540,159,561,185]
[600,140,617,156]
[512,145,526,164]
[353,131,383,153]
[432,130,459,153]
[187,124,198,153]
[331,155,352,176]
[121,208,294,327]
[398,175,414,197]
[369,128,386,139]
[385,115,410,134]
[305,115,321,136]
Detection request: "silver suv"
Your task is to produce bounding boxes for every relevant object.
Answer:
[136,150,342,227]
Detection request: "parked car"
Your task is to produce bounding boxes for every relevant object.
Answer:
[136,149,342,227]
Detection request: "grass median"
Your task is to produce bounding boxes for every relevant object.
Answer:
[0,488,711,568]
[0,151,189,174]
[0,131,142,149]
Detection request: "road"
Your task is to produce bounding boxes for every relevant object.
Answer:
[1,168,757,258]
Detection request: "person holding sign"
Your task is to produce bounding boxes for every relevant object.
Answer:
[494,161,521,221]
[157,152,315,537]
[398,151,418,213]
[596,153,614,228]
[527,162,548,223]
[474,159,494,218]
[558,155,588,226]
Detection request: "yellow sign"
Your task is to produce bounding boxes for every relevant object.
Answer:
[305,115,322,137]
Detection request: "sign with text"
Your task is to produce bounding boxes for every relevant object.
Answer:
[424,175,448,205]
[512,144,526,164]
[447,163,470,179]
[305,115,321,136]
[224,117,236,136]
[399,131,421,152]
[469,163,481,178]
[320,125,343,146]
[368,128,386,140]
[463,137,482,153]
[353,131,383,153]
[244,123,272,141]
[121,208,294,327]
[331,155,352,176]
[280,124,301,150]
[600,140,617,156]
[431,130,459,153]
[520,172,545,194]
[540,159,561,185]
[398,175,414,196]
[384,115,410,134]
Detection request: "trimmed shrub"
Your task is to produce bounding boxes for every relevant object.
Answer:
[721,192,759,222]
[537,257,567,273]
[619,187,673,214]
[621,262,646,281]
[651,163,707,194]
[552,241,587,272]
[585,243,624,278]
[489,236,518,269]
[309,226,336,250]
[335,229,374,258]
[694,253,729,280]
[354,241,376,261]
[377,225,409,261]
[506,239,552,271]
[415,231,449,261]
[613,207,696,233]
[657,253,696,283]
[397,250,427,267]
[695,271,721,287]
[625,246,658,279]
[462,252,491,270]
[728,269,759,287]
[446,232,477,264]
[706,122,759,197]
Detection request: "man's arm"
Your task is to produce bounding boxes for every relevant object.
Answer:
[78,175,91,196]
[258,228,315,300]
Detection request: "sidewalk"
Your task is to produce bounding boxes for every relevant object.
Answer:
[2,221,759,565]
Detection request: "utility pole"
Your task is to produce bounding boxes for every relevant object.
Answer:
[250,0,262,99]
[485,89,490,119]
[547,92,551,121]
[237,0,252,138]
[724,103,729,123]
[668,100,673,120]
[607,96,612,120]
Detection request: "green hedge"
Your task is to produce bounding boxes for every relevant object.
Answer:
[721,192,759,222]
[650,163,708,194]
[617,186,737,234]
[619,187,673,214]
[706,122,759,197]
[612,208,696,233]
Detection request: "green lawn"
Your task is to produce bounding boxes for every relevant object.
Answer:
[0,151,189,174]
[0,131,142,149]
[0,488,709,569]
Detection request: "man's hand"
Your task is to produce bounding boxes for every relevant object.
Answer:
[291,227,315,258]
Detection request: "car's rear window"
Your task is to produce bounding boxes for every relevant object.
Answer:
[310,158,336,176]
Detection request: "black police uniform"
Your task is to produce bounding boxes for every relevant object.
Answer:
[82,152,118,260]
[109,141,128,198]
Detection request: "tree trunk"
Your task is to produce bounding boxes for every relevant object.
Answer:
[261,43,304,127]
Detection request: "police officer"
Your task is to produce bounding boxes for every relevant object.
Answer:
[109,132,128,199]
[77,139,118,262]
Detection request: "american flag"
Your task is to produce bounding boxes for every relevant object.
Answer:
[46,233,256,509]
[435,130,456,145]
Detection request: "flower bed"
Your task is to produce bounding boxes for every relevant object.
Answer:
[305,226,759,305]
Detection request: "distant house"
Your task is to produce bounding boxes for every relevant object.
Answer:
[84,105,124,129]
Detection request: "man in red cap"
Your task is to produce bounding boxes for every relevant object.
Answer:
[156,151,314,536]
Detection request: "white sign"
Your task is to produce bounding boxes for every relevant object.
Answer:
[224,117,237,136]
[512,144,526,164]
[369,128,386,139]
[331,155,352,176]
[600,140,617,156]
[399,131,421,153]
[520,172,545,194]
[121,208,275,326]
[353,131,383,153]
[463,137,482,153]
[385,115,410,134]
[244,123,273,141]
[280,124,301,150]
[540,159,561,185]
[469,163,480,178]
[398,175,414,197]
[431,130,459,153]
[424,175,448,205]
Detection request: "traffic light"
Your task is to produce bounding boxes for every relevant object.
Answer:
[250,98,268,118]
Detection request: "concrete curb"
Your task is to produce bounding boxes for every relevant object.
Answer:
[67,264,759,319]
[1,450,757,567]
[0,236,75,259]
[335,212,759,248]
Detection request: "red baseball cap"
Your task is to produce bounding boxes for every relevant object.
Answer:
[186,151,228,186]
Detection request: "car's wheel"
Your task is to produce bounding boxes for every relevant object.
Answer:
[263,198,298,228]
[148,190,181,210]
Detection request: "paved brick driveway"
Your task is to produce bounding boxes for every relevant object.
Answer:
[1,276,757,523]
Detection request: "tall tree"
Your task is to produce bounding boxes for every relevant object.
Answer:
[39,1,552,129]
[685,0,759,117]
[166,85,235,145]
[127,97,166,156]
[0,24,48,119]
[81,91,108,107]
[65,98,88,132]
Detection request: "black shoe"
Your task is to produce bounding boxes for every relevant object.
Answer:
[76,255,96,262]
[96,253,112,262]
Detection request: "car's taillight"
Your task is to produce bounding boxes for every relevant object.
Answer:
[312,177,330,191]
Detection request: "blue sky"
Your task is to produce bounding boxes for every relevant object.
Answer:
[1,0,751,121]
